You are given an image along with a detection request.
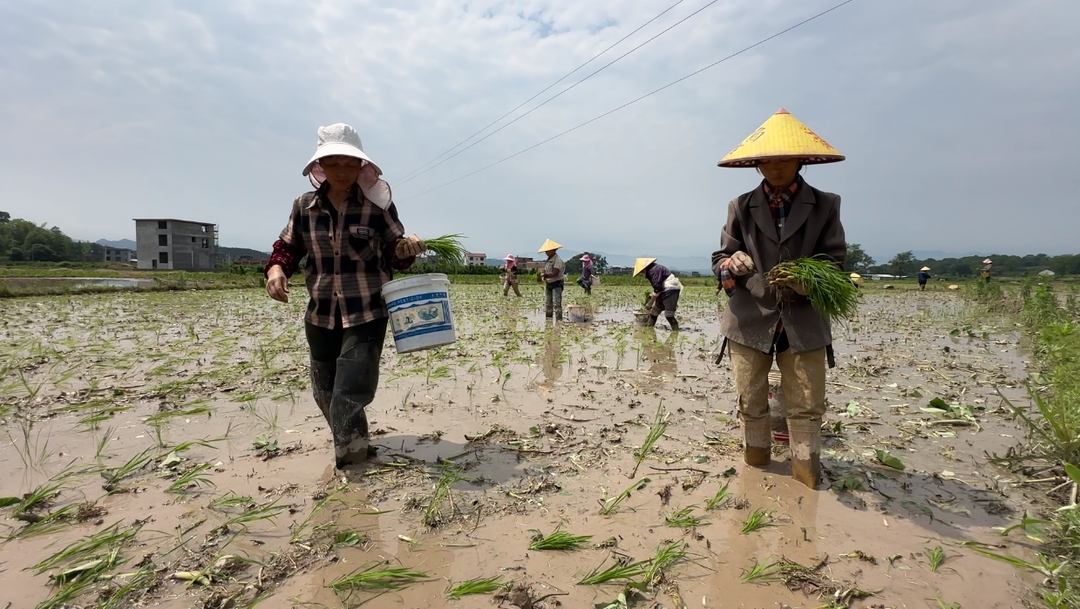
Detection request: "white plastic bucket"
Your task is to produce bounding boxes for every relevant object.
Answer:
[382,274,457,354]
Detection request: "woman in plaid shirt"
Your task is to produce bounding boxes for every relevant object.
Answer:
[264,124,425,470]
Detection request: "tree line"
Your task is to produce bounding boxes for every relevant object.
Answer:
[845,243,1079,277]
[0,211,89,262]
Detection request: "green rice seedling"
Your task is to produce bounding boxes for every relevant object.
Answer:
[329,560,429,591]
[528,528,592,551]
[765,256,859,322]
[629,401,667,479]
[94,425,117,459]
[968,545,1064,579]
[642,540,689,585]
[445,575,504,599]
[925,545,947,572]
[576,557,649,585]
[421,234,468,266]
[935,598,961,609]
[8,419,53,472]
[97,567,155,609]
[101,446,156,491]
[704,482,731,511]
[209,492,256,511]
[665,507,707,528]
[740,508,774,534]
[32,521,141,573]
[143,406,213,426]
[424,464,468,527]
[221,499,288,532]
[166,463,216,493]
[740,557,782,584]
[599,478,651,515]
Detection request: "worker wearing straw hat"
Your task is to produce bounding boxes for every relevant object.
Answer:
[634,258,683,331]
[918,266,932,290]
[539,239,565,321]
[981,259,993,284]
[576,254,595,295]
[849,272,864,288]
[264,123,425,470]
[502,254,523,297]
[711,108,847,489]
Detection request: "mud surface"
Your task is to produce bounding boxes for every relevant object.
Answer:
[0,286,1046,608]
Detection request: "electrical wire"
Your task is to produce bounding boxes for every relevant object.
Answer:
[399,0,722,186]
[397,0,692,183]
[399,0,859,201]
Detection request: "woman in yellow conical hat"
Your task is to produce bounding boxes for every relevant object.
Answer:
[918,266,932,290]
[711,108,847,490]
[633,257,683,331]
[537,239,565,321]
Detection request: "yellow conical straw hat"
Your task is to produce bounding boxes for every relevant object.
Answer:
[537,239,563,253]
[633,257,657,277]
[921,266,931,271]
[718,108,845,167]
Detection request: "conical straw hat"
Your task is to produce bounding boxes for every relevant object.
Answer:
[849,272,861,279]
[537,239,563,253]
[921,266,931,271]
[633,257,657,277]
[718,108,845,167]
[982,259,993,264]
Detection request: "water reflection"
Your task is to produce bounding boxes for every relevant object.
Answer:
[538,325,565,385]
[636,326,678,383]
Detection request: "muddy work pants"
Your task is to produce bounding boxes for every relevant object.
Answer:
[729,339,826,472]
[545,281,564,320]
[306,317,388,469]
[503,277,522,297]
[648,291,680,330]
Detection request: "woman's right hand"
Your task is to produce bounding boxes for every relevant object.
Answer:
[266,265,289,303]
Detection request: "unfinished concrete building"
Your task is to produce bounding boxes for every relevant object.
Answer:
[134,218,218,270]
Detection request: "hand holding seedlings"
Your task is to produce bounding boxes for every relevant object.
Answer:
[396,235,426,258]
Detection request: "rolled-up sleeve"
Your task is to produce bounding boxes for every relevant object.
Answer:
[264,197,308,278]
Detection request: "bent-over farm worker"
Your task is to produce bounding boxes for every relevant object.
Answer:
[264,123,425,470]
[539,239,565,321]
[502,254,522,297]
[634,257,683,331]
[918,266,932,290]
[711,108,847,489]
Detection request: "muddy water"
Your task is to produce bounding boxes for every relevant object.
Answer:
[0,287,1044,608]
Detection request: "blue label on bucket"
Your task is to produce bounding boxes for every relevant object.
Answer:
[389,297,453,339]
[387,292,448,310]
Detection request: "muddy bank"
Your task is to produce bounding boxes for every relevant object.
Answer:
[0,287,1044,608]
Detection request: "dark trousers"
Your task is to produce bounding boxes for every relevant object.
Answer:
[306,316,388,467]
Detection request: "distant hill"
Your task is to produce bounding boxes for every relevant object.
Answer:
[219,246,271,262]
[96,238,137,250]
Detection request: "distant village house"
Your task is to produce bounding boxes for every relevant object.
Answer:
[465,252,487,266]
[86,244,134,264]
[134,218,218,270]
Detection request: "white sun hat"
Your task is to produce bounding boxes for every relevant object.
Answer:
[302,123,391,209]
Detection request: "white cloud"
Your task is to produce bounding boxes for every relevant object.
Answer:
[0,0,1077,263]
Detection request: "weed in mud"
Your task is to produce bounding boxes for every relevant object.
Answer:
[925,545,947,572]
[630,401,667,479]
[998,385,1080,466]
[704,482,731,511]
[446,576,504,599]
[577,557,649,585]
[665,507,707,528]
[528,528,592,551]
[600,478,651,515]
[935,598,961,609]
[740,557,782,584]
[329,561,429,591]
[740,508,774,534]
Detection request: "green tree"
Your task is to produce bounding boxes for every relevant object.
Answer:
[888,251,917,277]
[845,243,875,273]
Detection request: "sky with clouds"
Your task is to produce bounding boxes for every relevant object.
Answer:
[1,0,1077,266]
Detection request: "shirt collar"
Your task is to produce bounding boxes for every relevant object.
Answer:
[308,183,360,209]
[762,176,802,201]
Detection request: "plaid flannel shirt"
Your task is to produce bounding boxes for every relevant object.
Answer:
[719,178,801,296]
[265,184,415,329]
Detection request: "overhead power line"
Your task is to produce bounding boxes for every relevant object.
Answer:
[399,0,722,186]
[397,0,692,183]
[399,0,859,202]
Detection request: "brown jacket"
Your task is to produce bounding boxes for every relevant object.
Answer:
[711,180,846,354]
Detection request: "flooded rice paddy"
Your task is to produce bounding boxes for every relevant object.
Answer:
[0,284,1047,608]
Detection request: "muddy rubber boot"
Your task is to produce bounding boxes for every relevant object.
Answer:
[309,358,336,427]
[743,418,772,467]
[647,314,658,328]
[788,419,822,489]
[330,341,383,470]
[667,316,679,331]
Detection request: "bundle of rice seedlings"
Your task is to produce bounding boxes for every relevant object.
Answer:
[765,256,859,322]
[421,234,467,266]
